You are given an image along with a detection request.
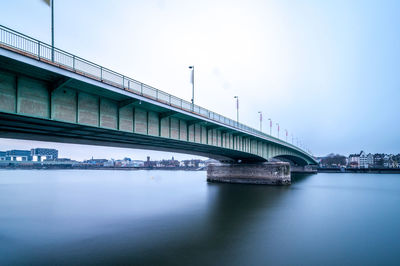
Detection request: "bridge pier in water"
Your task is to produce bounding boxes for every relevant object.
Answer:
[207,162,291,185]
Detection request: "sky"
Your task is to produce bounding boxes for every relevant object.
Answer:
[0,0,399,160]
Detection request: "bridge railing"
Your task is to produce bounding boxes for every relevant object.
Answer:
[0,24,312,158]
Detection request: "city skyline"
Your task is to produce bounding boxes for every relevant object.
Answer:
[0,139,207,161]
[1,0,399,156]
[1,139,398,162]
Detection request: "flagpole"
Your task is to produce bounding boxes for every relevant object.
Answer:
[51,0,54,62]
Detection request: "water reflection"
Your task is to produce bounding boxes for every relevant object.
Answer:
[23,180,291,265]
[291,172,315,184]
[2,171,400,266]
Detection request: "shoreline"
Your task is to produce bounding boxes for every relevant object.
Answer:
[318,168,400,174]
[0,163,206,171]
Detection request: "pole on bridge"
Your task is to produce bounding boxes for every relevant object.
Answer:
[234,96,239,123]
[268,118,272,135]
[41,0,54,61]
[276,123,280,139]
[258,111,262,131]
[51,0,54,62]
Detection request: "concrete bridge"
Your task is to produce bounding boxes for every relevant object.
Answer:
[0,25,316,184]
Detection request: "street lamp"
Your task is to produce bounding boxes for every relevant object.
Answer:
[234,96,239,123]
[268,118,272,135]
[285,129,288,142]
[188,66,194,105]
[42,0,55,61]
[258,111,262,131]
[276,123,280,139]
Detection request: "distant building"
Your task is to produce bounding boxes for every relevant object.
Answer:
[181,159,204,168]
[6,150,31,161]
[144,156,151,167]
[348,153,360,168]
[359,151,373,168]
[383,155,391,168]
[359,151,367,168]
[132,160,144,167]
[104,160,115,167]
[373,154,384,167]
[157,158,180,167]
[393,154,400,168]
[84,159,108,166]
[387,155,396,168]
[144,156,158,168]
[31,148,58,161]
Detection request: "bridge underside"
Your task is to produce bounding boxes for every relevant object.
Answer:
[273,155,309,167]
[0,112,266,163]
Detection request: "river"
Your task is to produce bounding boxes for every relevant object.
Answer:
[1,170,399,265]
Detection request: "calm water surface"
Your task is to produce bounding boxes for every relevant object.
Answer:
[1,170,400,265]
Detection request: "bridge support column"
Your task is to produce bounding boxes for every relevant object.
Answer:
[207,162,290,185]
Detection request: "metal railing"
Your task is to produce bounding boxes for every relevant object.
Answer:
[0,24,312,158]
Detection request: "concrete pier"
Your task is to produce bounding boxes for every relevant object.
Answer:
[207,162,291,185]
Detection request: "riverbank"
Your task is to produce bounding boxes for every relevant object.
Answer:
[0,162,205,171]
[318,167,400,174]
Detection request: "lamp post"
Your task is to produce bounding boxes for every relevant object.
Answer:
[268,118,272,135]
[188,66,194,107]
[276,123,280,139]
[285,129,288,142]
[234,96,239,123]
[51,0,54,61]
[42,0,55,61]
[258,111,262,131]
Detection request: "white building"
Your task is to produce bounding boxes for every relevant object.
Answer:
[359,151,374,168]
[132,160,144,167]
[348,153,360,168]
[104,160,115,167]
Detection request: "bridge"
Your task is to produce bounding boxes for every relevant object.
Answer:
[0,25,316,184]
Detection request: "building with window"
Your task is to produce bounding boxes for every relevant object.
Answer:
[348,153,360,168]
[31,148,58,161]
[359,151,374,168]
[6,150,31,161]
[373,154,384,167]
[0,151,6,161]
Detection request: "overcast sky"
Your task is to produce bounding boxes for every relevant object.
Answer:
[1,0,399,160]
